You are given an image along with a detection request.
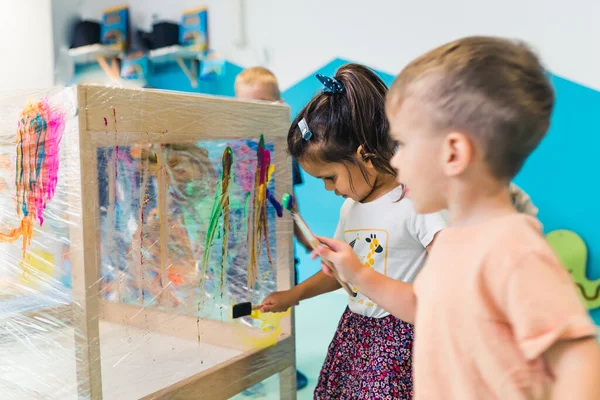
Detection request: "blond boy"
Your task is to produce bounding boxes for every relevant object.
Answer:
[317,37,600,399]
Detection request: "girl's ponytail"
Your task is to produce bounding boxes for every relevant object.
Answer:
[288,64,396,183]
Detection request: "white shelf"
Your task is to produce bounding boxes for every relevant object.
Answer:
[68,44,122,82]
[148,45,202,64]
[68,44,122,65]
[148,45,201,88]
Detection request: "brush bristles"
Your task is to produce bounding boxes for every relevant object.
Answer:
[232,302,253,319]
[282,193,294,212]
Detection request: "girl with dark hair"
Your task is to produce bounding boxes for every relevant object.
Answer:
[261,64,447,399]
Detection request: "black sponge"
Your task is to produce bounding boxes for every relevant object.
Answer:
[232,302,253,319]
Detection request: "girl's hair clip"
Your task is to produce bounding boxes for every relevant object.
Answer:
[316,74,344,94]
[298,118,312,141]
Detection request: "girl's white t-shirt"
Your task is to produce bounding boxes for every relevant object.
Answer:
[334,186,447,318]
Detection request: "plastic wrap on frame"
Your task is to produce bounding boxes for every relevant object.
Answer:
[0,87,295,399]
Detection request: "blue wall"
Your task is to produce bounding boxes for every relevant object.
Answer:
[74,61,243,96]
[514,74,600,324]
[147,62,242,95]
[284,58,600,324]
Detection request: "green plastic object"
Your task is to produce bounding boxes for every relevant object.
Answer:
[547,230,600,310]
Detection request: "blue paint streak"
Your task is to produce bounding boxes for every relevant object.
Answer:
[33,115,47,185]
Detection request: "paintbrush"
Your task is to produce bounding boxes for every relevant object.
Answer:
[232,301,261,319]
[281,193,357,297]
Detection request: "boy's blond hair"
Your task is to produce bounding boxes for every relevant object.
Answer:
[235,67,281,101]
[387,36,555,180]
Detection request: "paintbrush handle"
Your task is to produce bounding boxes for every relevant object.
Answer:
[316,249,357,298]
[293,214,356,298]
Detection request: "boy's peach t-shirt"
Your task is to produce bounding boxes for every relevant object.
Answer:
[413,214,597,400]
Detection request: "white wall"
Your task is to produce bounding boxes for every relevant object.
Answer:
[0,0,54,89]
[240,0,600,90]
[52,0,82,85]
[70,0,600,90]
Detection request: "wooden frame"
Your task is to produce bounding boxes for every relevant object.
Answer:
[68,85,296,399]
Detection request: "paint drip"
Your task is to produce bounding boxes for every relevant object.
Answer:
[0,99,65,266]
[199,147,233,313]
[245,135,275,289]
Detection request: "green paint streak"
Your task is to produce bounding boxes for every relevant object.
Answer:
[243,191,251,221]
[199,147,233,307]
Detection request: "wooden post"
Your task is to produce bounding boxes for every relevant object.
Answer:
[135,156,150,300]
[70,86,103,399]
[155,146,170,303]
[280,365,297,400]
[274,133,297,399]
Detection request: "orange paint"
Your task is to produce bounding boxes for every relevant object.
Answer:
[167,266,186,286]
[129,147,142,159]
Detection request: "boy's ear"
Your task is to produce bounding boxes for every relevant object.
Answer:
[442,132,473,177]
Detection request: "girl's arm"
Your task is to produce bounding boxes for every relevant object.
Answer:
[292,270,341,301]
[262,201,347,313]
[315,236,417,324]
[260,268,341,313]
[348,267,417,324]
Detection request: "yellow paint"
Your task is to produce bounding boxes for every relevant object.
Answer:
[243,308,291,349]
[21,249,54,287]
[258,184,265,202]
[267,165,275,182]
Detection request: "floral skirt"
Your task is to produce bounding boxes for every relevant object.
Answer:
[314,307,414,399]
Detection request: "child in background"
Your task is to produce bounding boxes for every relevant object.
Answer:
[234,66,310,391]
[261,64,448,399]
[316,37,600,399]
[510,182,538,216]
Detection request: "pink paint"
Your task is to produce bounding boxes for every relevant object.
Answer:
[229,142,256,193]
[17,98,65,225]
[1,98,66,253]
[258,148,270,185]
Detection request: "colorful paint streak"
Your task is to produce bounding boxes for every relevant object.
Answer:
[200,147,233,297]
[0,99,65,264]
[246,135,275,289]
[220,147,233,294]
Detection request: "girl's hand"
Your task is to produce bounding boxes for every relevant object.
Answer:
[313,236,365,283]
[260,290,299,313]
